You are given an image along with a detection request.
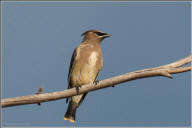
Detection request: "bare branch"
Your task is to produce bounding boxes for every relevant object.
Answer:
[2,56,191,108]
[35,86,43,106]
[162,56,191,68]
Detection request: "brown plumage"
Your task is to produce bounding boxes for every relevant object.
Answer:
[64,30,111,123]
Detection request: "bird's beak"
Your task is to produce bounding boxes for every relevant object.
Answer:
[102,33,111,38]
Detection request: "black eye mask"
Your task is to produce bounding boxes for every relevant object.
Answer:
[94,32,107,36]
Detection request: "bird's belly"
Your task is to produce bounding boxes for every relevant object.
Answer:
[70,51,101,87]
[71,63,97,86]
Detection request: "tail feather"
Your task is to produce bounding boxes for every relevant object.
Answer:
[64,94,87,123]
[64,102,77,123]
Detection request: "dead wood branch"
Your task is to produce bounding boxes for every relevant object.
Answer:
[2,56,191,108]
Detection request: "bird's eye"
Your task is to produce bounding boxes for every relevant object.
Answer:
[94,32,106,36]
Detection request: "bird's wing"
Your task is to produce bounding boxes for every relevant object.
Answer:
[66,47,77,103]
[67,47,77,89]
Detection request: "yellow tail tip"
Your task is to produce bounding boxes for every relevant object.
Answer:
[64,117,75,123]
[64,117,69,120]
[70,119,75,123]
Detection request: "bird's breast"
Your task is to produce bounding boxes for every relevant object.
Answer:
[88,51,98,69]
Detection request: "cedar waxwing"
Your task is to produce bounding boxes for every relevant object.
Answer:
[64,30,111,123]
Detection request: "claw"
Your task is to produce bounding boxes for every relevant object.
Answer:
[93,80,99,85]
[76,86,80,94]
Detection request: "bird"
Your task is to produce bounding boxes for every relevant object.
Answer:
[64,30,111,123]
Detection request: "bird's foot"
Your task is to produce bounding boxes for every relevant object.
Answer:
[93,80,99,85]
[76,86,80,94]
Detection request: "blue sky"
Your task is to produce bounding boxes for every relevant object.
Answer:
[2,1,191,127]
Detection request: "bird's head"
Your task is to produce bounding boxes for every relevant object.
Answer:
[81,30,111,42]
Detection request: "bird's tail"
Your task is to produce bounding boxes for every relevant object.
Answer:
[64,101,77,123]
